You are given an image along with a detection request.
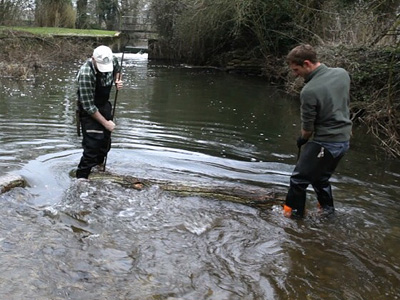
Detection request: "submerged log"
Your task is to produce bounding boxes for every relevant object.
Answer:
[0,174,26,193]
[88,170,286,209]
[0,171,286,209]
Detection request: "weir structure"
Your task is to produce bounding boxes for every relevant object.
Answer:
[118,15,157,54]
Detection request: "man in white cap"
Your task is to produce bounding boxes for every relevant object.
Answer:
[76,45,123,179]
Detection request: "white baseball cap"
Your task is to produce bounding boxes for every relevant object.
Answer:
[93,45,113,73]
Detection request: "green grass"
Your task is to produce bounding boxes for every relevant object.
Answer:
[0,26,118,36]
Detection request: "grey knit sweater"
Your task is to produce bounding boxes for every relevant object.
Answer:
[301,64,352,142]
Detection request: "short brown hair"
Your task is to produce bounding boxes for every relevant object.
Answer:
[286,44,318,66]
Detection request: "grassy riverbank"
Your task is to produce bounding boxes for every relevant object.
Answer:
[0,26,118,36]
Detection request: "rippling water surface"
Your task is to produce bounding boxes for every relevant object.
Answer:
[0,53,399,299]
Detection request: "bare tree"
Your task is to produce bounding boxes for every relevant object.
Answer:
[1,0,35,25]
[35,0,75,28]
[76,0,88,28]
[97,0,120,30]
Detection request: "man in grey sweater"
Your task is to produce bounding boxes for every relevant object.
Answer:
[283,44,352,218]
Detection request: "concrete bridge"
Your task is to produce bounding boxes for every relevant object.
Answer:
[119,15,158,53]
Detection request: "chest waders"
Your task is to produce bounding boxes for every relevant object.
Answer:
[285,142,344,218]
[76,69,113,179]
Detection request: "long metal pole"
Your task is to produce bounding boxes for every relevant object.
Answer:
[111,51,125,120]
[102,51,125,172]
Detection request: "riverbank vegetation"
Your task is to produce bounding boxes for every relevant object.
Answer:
[0,0,399,157]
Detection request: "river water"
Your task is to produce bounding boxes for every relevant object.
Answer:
[0,53,399,300]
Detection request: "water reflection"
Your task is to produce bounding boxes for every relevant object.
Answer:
[0,53,399,299]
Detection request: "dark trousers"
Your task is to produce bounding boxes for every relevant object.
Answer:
[285,142,343,217]
[76,102,112,179]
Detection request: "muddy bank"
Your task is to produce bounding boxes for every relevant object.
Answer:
[0,30,119,79]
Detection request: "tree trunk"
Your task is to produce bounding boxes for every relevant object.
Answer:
[76,0,88,29]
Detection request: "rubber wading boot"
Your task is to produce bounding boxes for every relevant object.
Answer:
[317,203,335,217]
[283,205,292,217]
[283,205,303,219]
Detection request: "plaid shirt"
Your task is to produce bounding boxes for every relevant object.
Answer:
[77,56,120,115]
